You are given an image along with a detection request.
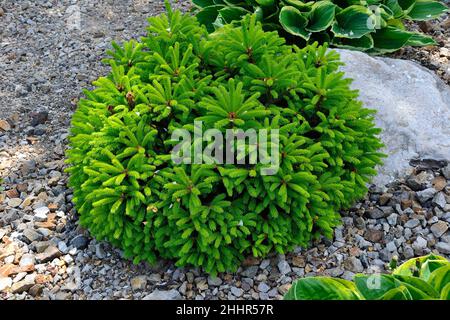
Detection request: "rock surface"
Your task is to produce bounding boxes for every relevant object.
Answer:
[143,289,182,300]
[337,49,450,186]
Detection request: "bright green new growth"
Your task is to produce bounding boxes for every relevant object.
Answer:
[66,4,384,274]
[284,254,450,300]
[193,0,449,54]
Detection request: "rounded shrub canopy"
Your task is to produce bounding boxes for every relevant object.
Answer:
[66,6,384,274]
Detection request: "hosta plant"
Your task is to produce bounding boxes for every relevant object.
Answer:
[284,254,450,300]
[193,0,449,54]
[66,3,384,274]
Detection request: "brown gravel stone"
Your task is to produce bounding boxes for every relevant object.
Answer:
[364,229,384,243]
[5,188,18,199]
[432,176,447,191]
[292,256,306,268]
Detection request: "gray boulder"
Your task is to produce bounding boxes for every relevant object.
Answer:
[336,49,450,186]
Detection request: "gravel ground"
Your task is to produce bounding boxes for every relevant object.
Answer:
[0,0,449,300]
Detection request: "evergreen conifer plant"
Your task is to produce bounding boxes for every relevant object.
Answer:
[66,3,384,274]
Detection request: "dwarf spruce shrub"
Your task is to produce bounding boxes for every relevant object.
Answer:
[66,4,384,274]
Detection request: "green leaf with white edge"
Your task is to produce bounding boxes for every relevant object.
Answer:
[265,6,281,22]
[279,6,311,40]
[401,284,435,300]
[218,6,250,23]
[306,1,337,32]
[407,0,448,21]
[284,276,361,300]
[393,258,422,277]
[392,255,428,276]
[196,5,225,32]
[254,6,264,20]
[354,274,401,300]
[385,0,407,18]
[370,27,413,53]
[420,259,449,282]
[331,5,376,39]
[332,278,361,292]
[284,0,314,11]
[379,4,395,20]
[428,265,450,294]
[393,254,448,280]
[379,285,413,300]
[406,33,437,46]
[440,282,450,300]
[393,274,440,298]
[332,34,374,50]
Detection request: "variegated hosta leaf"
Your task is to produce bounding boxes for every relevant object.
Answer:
[331,5,376,39]
[392,274,440,298]
[194,0,448,53]
[440,283,450,300]
[428,265,450,296]
[332,34,374,51]
[393,253,448,280]
[384,0,410,18]
[306,1,336,32]
[354,274,402,300]
[284,255,449,300]
[369,26,414,53]
[379,286,413,300]
[284,0,315,11]
[406,33,437,46]
[407,0,449,20]
[196,5,225,32]
[279,6,310,40]
[263,4,281,22]
[219,6,249,23]
[284,277,362,300]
